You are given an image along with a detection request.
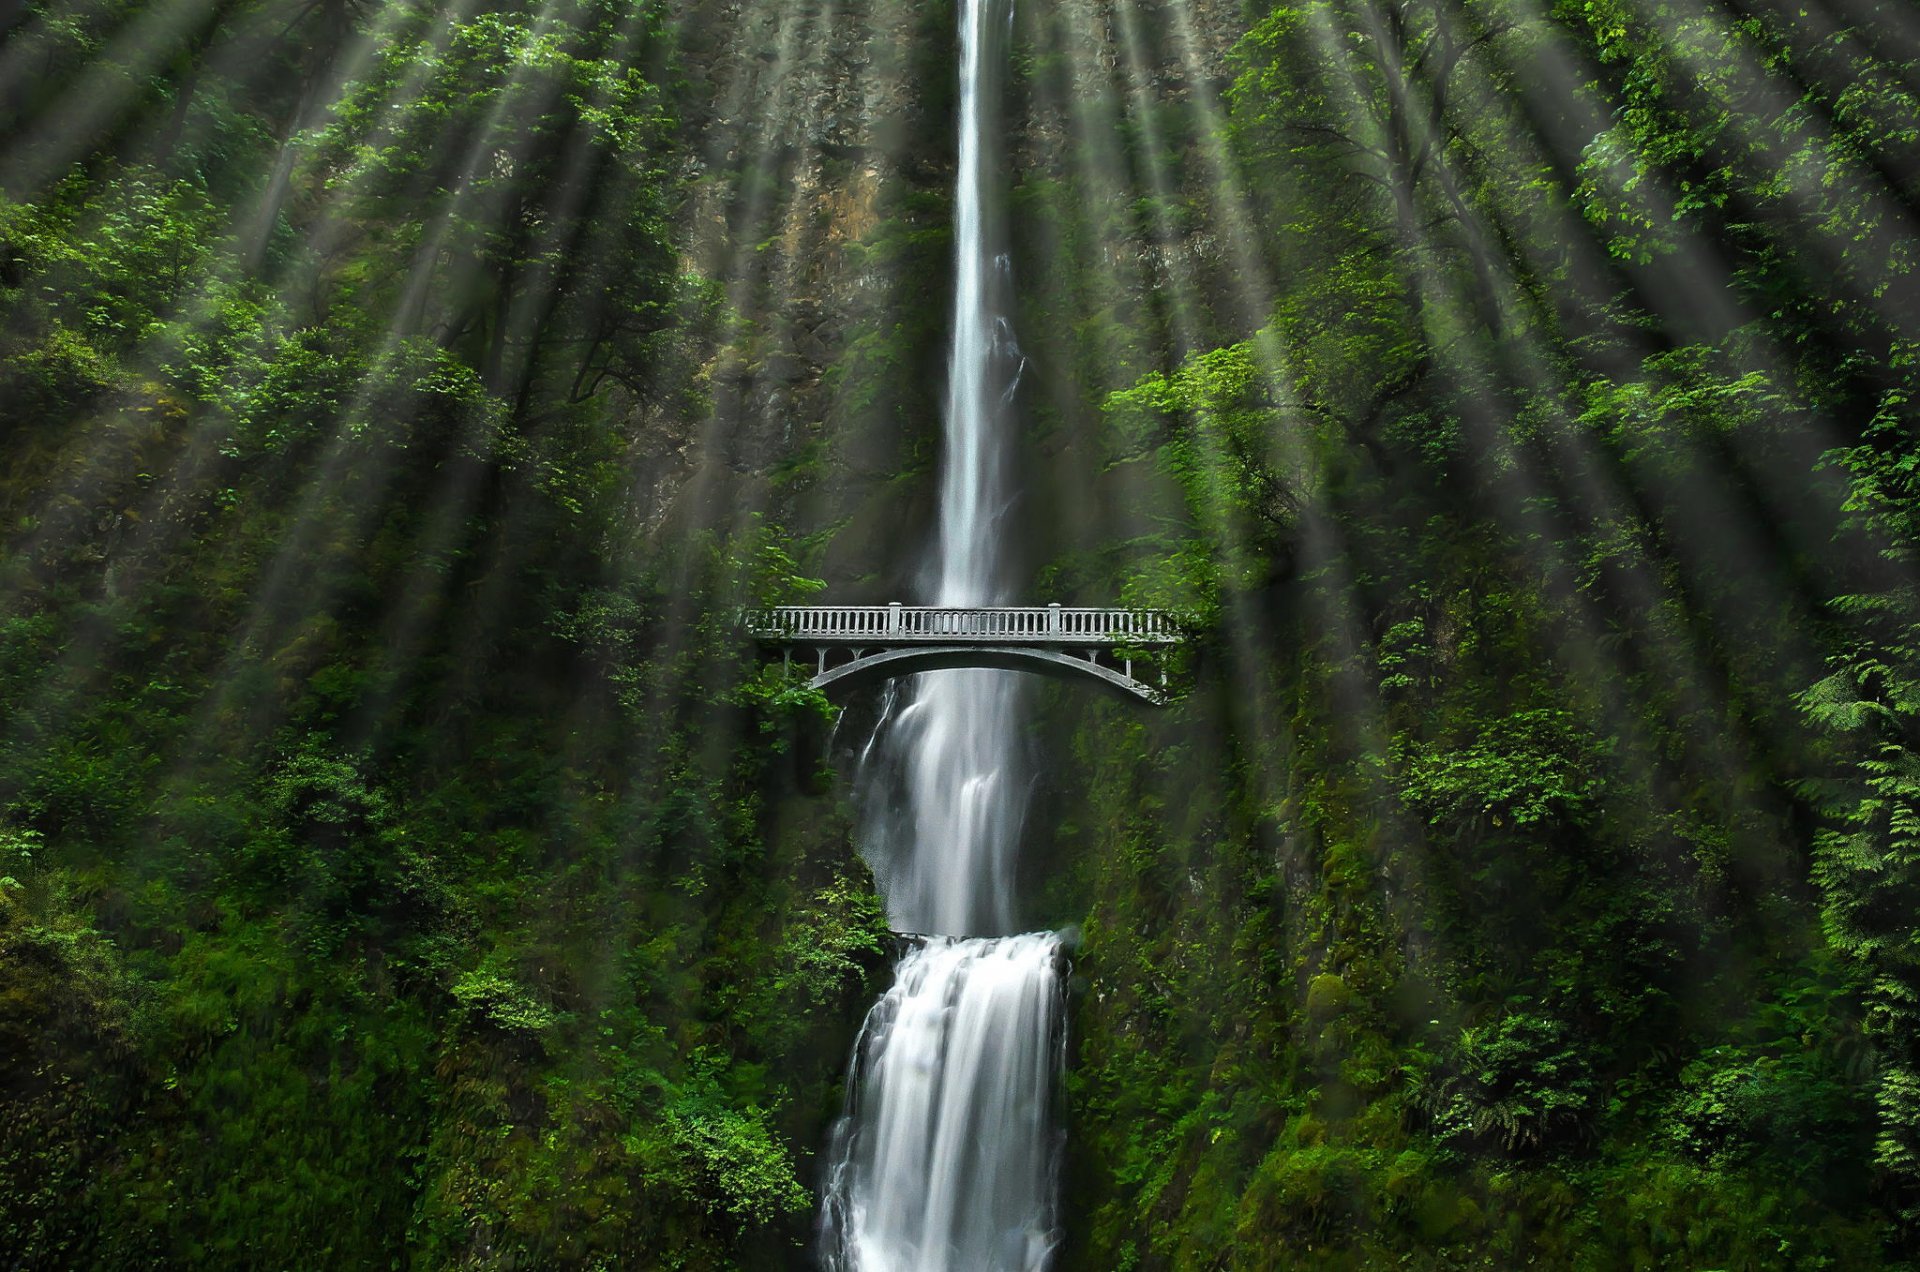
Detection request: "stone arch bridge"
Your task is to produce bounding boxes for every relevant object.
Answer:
[743,604,1183,705]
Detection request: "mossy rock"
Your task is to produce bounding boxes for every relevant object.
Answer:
[1306,972,1352,1020]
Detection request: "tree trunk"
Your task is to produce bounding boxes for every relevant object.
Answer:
[155,27,217,170]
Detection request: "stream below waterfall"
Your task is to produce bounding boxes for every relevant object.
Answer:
[816,0,1066,1268]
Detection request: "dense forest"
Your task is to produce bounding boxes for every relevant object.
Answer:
[3,0,1919,1266]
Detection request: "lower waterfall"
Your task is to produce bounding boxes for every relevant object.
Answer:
[819,934,1065,1271]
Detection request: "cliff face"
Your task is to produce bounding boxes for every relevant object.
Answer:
[653,0,1254,597]
[1003,0,1256,571]
[657,0,958,593]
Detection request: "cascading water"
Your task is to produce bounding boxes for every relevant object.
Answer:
[819,934,1065,1271]
[818,1,1065,1268]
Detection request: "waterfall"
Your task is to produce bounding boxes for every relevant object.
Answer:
[819,0,1065,1268]
[819,935,1065,1271]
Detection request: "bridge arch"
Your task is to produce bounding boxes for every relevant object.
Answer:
[811,645,1165,705]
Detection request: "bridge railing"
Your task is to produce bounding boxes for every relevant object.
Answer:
[742,605,1182,644]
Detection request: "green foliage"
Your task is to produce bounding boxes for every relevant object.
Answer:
[0,888,137,1266]
[660,1077,812,1225]
[1402,708,1609,833]
[0,1,874,1264]
[0,173,219,343]
[1305,972,1352,1021]
[451,962,562,1036]
[1798,595,1920,1214]
[1105,341,1310,622]
[1415,1010,1598,1154]
[1052,0,1919,1262]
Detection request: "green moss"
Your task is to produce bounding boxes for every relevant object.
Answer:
[1306,973,1352,1021]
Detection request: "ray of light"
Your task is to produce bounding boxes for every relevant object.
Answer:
[639,0,846,644]
[1143,0,1876,1034]
[1001,0,1176,592]
[1152,0,1476,1004]
[0,0,491,785]
[1095,1,1420,977]
[173,0,653,739]
[0,0,641,795]
[1285,0,1852,948]
[2,0,236,192]
[1605,0,1920,336]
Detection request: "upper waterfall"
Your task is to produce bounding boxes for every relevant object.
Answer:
[937,0,1023,610]
[860,0,1030,939]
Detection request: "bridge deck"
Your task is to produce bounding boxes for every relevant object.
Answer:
[743,604,1180,646]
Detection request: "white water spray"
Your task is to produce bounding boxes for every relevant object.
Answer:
[820,0,1065,1267]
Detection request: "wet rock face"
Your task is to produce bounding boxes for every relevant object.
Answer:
[996,0,1257,567]
[1007,0,1250,327]
[655,0,962,591]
